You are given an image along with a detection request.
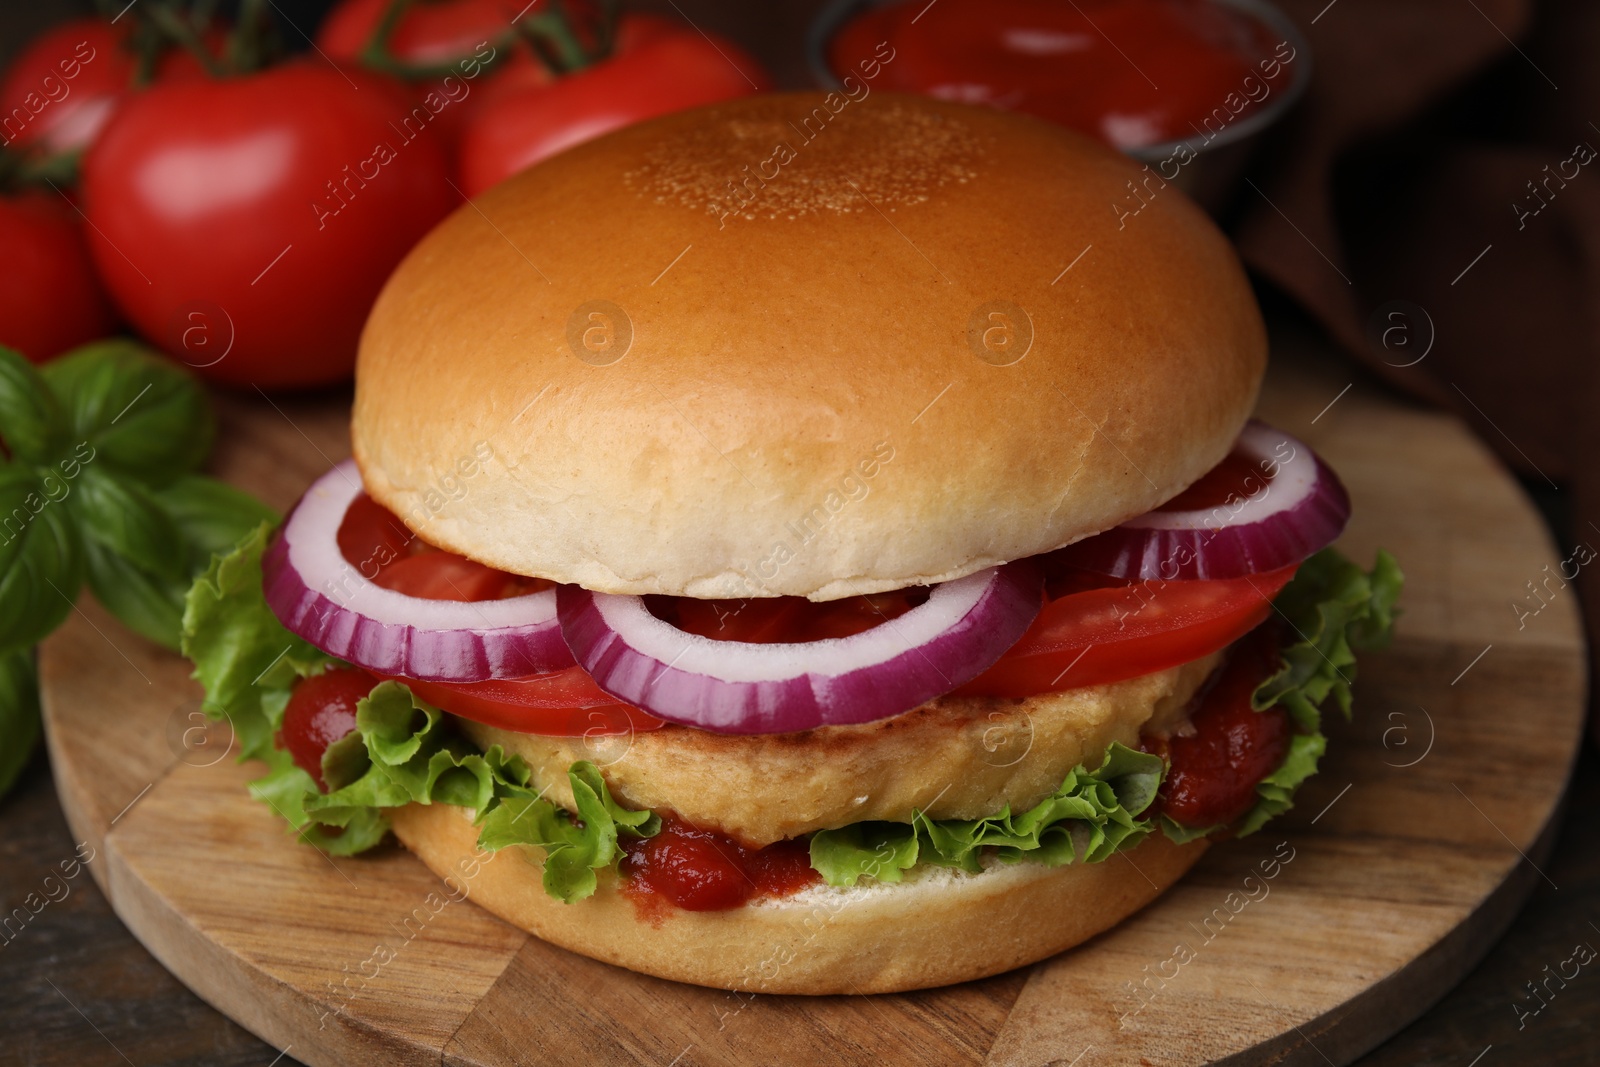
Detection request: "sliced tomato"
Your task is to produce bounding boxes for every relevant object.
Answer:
[656,590,923,644]
[373,551,512,601]
[280,667,377,790]
[401,667,664,736]
[336,492,416,580]
[959,564,1298,698]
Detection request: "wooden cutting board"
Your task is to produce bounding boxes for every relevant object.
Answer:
[37,339,1587,1067]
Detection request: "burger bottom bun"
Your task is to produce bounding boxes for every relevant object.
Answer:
[389,803,1208,994]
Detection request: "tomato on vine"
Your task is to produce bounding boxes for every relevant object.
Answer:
[0,183,118,361]
[458,29,769,195]
[0,16,225,168]
[80,61,455,389]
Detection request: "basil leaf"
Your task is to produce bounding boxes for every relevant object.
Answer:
[70,473,275,652]
[153,475,279,574]
[0,647,40,800]
[0,347,66,463]
[83,540,188,650]
[0,466,84,650]
[40,340,213,486]
[70,465,185,580]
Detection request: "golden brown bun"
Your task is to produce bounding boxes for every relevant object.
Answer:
[353,93,1266,599]
[459,651,1219,846]
[391,801,1206,994]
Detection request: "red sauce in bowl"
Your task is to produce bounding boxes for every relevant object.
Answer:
[829,0,1293,151]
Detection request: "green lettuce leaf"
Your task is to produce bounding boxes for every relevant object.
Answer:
[182,529,657,898]
[477,761,661,902]
[181,522,334,763]
[809,741,1164,887]
[299,681,659,896]
[1254,548,1402,729]
[1162,548,1403,843]
[1234,731,1327,837]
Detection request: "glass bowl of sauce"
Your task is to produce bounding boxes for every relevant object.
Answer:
[811,0,1311,213]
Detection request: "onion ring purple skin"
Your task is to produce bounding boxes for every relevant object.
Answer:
[1058,420,1351,582]
[557,563,1044,735]
[261,459,574,682]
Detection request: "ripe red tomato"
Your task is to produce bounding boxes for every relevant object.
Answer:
[318,0,534,66]
[463,13,683,115]
[0,189,118,361]
[0,18,219,160]
[318,0,531,147]
[402,668,665,737]
[79,62,455,389]
[336,491,416,579]
[0,20,126,158]
[374,551,512,601]
[281,666,378,790]
[959,564,1297,698]
[458,30,770,195]
[660,590,921,644]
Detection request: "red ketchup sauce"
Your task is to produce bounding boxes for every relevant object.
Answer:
[620,817,819,917]
[1147,627,1291,829]
[829,0,1283,151]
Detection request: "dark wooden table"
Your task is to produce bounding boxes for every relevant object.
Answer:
[3,1,1597,1064]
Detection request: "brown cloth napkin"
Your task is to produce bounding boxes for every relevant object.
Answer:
[1235,0,1599,733]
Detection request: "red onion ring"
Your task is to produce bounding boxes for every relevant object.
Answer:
[262,460,574,681]
[556,563,1043,734]
[1060,420,1350,582]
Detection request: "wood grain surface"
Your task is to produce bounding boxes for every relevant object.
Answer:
[23,332,1589,1066]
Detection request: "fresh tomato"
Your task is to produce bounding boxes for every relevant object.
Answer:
[457,30,770,195]
[326,495,657,734]
[373,551,516,601]
[0,18,221,161]
[959,563,1298,698]
[402,668,664,736]
[318,0,535,67]
[318,0,529,147]
[317,1,677,148]
[281,666,378,790]
[656,590,923,644]
[463,13,682,114]
[319,0,677,81]
[78,62,455,389]
[0,189,118,361]
[336,491,416,580]
[0,20,126,159]
[1154,627,1290,828]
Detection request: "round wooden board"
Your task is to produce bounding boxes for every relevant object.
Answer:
[38,335,1588,1067]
